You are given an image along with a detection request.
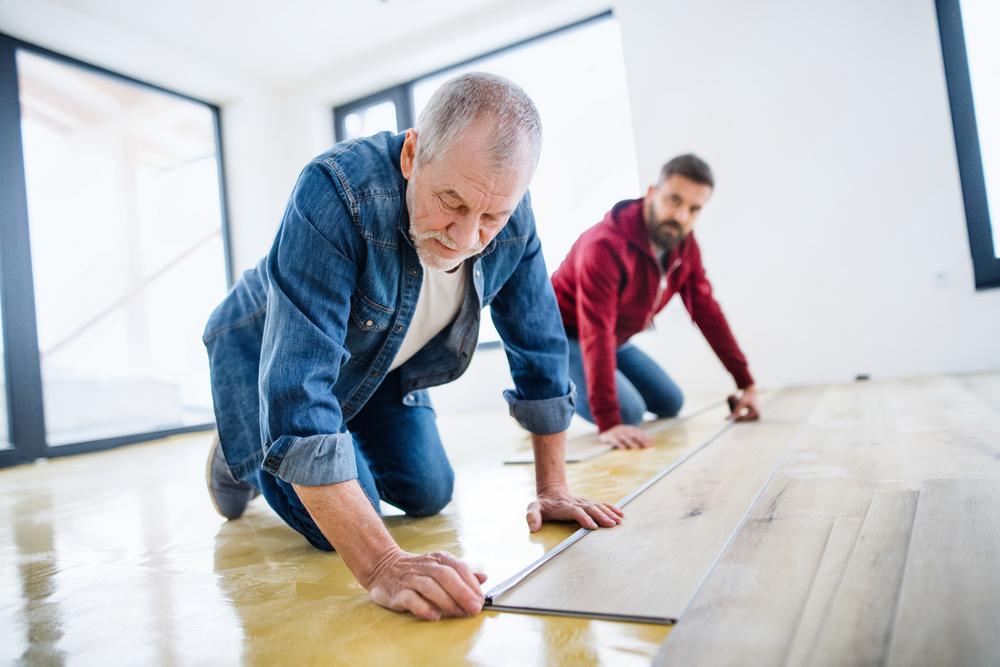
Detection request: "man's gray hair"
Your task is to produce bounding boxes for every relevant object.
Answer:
[414,72,542,171]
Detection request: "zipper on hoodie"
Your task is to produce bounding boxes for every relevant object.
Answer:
[644,256,682,330]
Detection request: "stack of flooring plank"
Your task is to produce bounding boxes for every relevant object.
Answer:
[487,374,1000,665]
[655,374,1000,666]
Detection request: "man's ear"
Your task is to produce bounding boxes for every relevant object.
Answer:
[400,129,418,180]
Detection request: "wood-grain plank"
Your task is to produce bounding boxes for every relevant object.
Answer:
[887,479,1000,667]
[889,376,1000,481]
[806,490,918,667]
[959,371,1000,413]
[653,517,835,666]
[783,517,863,666]
[490,420,802,622]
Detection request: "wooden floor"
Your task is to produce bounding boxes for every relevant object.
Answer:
[1,373,997,665]
[655,373,1000,666]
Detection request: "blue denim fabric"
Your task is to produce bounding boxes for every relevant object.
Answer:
[566,338,683,426]
[253,370,454,551]
[203,131,574,489]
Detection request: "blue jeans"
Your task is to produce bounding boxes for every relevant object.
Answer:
[252,370,454,551]
[567,338,684,427]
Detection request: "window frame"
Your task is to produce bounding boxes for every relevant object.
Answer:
[0,32,235,467]
[332,10,613,143]
[935,0,1000,290]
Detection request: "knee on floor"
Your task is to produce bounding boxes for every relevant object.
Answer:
[619,400,648,426]
[652,392,684,419]
[397,468,455,518]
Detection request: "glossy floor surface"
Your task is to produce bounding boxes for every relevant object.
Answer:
[0,402,735,666]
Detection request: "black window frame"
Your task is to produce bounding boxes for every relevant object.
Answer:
[935,0,1000,290]
[0,32,235,468]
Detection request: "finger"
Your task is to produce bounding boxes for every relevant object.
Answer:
[425,564,484,616]
[431,552,484,600]
[395,588,441,621]
[584,503,618,527]
[526,501,542,533]
[572,506,599,529]
[637,433,654,448]
[475,572,488,584]
[603,502,625,518]
[410,573,467,618]
[619,436,639,450]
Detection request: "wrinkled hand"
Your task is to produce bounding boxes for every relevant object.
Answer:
[526,487,624,533]
[368,550,487,621]
[728,386,761,422]
[599,424,653,450]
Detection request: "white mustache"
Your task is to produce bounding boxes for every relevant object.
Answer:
[411,229,484,255]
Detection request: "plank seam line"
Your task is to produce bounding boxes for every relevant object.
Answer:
[878,489,923,666]
[779,520,837,667]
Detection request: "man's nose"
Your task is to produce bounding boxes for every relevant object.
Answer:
[448,216,480,250]
[674,208,690,225]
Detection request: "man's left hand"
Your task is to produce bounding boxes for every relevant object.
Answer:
[525,487,624,533]
[728,385,761,422]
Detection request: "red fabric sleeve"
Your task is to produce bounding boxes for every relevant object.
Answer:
[575,240,625,432]
[681,241,755,389]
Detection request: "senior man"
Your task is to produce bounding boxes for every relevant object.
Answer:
[202,73,622,621]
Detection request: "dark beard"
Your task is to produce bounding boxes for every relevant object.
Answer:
[646,210,684,252]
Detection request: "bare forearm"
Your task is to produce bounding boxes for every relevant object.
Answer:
[531,431,568,493]
[293,479,400,588]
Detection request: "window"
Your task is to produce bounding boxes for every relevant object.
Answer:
[0,35,232,465]
[937,0,1000,289]
[334,87,412,143]
[333,12,640,342]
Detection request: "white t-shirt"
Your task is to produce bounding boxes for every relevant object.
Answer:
[389,263,468,371]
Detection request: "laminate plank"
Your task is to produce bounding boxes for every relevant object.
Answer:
[653,517,835,666]
[783,517,863,666]
[888,376,1000,481]
[490,420,802,622]
[887,479,1000,667]
[760,384,826,422]
[959,371,1000,412]
[806,490,918,667]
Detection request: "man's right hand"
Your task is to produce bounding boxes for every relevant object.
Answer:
[367,550,488,621]
[599,424,653,450]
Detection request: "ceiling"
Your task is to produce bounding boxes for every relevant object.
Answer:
[30,0,553,87]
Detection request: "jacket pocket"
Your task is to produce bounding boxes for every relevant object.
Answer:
[345,290,394,365]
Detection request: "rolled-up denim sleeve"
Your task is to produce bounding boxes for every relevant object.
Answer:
[490,194,575,435]
[257,161,362,486]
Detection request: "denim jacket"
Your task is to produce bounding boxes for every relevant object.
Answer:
[203,132,574,487]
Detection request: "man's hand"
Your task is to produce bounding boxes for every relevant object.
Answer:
[599,424,654,449]
[368,549,488,621]
[728,385,761,422]
[526,486,624,532]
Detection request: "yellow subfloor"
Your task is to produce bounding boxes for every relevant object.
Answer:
[0,408,730,665]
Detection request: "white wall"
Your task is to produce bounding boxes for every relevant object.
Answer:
[6,0,998,422]
[609,0,1000,395]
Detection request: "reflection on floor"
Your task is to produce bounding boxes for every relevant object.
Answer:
[1,401,721,665]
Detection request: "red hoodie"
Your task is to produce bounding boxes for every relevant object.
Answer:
[551,198,754,432]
